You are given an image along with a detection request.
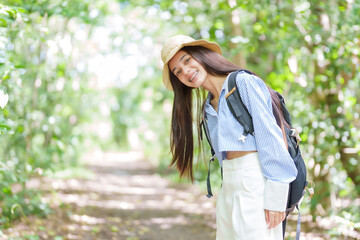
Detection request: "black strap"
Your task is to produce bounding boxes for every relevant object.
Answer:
[201,117,215,157]
[202,69,254,198]
[295,205,301,240]
[201,117,216,198]
[276,91,292,126]
[226,70,254,136]
[206,155,215,198]
[204,70,303,238]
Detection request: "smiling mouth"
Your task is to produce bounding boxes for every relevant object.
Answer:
[189,71,198,82]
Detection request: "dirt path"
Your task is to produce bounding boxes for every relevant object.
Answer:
[2,151,358,240]
[2,151,217,240]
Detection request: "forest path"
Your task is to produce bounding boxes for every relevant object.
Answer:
[2,151,217,240]
[2,150,347,240]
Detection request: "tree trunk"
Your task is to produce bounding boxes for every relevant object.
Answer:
[340,148,360,195]
[229,8,246,67]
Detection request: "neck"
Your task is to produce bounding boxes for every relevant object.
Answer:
[202,74,228,99]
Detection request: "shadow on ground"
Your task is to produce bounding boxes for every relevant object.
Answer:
[2,151,217,240]
[3,151,357,240]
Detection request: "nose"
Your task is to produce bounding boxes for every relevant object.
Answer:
[183,65,191,77]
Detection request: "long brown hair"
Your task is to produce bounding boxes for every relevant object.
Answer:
[168,46,289,182]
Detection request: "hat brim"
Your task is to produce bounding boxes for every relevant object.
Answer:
[162,40,222,91]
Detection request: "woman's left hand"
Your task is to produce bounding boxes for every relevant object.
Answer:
[264,209,285,229]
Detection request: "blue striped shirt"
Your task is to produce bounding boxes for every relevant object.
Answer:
[204,71,297,184]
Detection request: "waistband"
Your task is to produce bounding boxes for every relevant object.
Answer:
[222,152,260,172]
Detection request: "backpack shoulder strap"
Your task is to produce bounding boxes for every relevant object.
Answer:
[201,110,215,158]
[275,91,292,126]
[201,109,216,198]
[225,70,254,136]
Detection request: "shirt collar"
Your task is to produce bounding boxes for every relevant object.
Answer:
[204,77,228,116]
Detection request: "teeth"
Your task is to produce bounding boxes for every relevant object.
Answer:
[190,71,197,82]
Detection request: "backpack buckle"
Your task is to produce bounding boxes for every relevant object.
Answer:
[290,128,301,145]
[305,181,315,200]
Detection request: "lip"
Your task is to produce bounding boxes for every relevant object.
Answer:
[189,71,198,82]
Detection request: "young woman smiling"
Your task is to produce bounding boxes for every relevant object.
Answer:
[161,35,297,240]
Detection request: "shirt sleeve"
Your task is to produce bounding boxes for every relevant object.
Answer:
[235,72,298,212]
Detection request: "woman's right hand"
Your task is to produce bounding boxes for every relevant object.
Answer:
[264,209,285,229]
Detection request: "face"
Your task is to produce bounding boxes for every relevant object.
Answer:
[168,50,207,88]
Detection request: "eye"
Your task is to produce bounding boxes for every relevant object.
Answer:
[176,70,181,76]
[185,57,190,63]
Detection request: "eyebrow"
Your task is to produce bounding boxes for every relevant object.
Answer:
[172,54,188,74]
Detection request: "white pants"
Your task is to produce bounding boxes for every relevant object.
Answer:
[216,153,283,240]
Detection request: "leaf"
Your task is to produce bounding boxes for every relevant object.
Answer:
[38,226,46,231]
[110,226,119,232]
[2,187,12,195]
[0,124,11,130]
[47,230,56,237]
[0,18,7,27]
[91,226,100,233]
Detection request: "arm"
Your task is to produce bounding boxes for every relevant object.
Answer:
[235,72,297,213]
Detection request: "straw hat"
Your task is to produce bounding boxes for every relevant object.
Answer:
[161,35,222,91]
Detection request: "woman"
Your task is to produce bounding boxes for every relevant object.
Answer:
[161,35,297,240]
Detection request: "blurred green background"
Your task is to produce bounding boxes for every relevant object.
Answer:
[0,0,359,238]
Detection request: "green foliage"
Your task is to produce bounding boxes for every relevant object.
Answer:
[113,0,360,236]
[0,1,110,227]
[110,65,173,164]
[0,0,359,237]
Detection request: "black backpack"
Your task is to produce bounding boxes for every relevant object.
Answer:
[201,70,310,240]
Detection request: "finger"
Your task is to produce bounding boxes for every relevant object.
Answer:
[281,212,285,222]
[265,210,269,224]
[275,212,282,227]
[275,212,283,227]
[269,212,277,229]
[267,212,274,229]
[268,212,283,229]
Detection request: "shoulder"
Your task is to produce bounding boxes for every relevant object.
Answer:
[235,70,262,83]
[235,70,269,94]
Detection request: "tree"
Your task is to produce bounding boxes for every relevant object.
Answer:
[116,0,360,221]
[0,0,110,225]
